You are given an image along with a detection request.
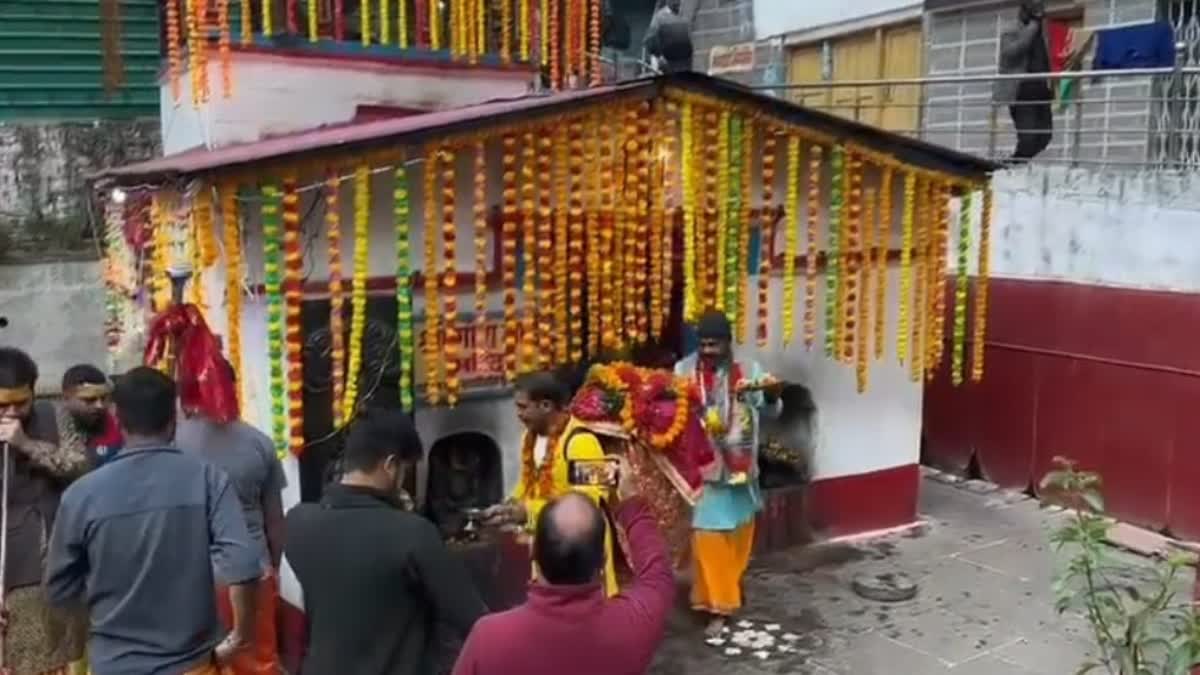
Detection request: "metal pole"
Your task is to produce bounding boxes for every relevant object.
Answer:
[1169,41,1187,163]
[1071,93,1084,166]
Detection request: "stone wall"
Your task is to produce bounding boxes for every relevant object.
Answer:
[0,119,160,261]
[923,0,1159,163]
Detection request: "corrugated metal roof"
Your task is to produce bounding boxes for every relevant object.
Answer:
[95,73,999,184]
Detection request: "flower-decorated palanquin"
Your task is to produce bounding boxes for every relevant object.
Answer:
[569,363,719,569]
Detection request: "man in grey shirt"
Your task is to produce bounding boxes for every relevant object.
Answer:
[175,369,286,675]
[45,367,261,674]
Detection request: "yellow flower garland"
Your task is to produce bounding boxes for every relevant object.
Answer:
[442,147,461,405]
[910,179,929,383]
[261,0,273,35]
[520,0,531,61]
[344,165,370,415]
[680,101,697,323]
[536,131,555,367]
[634,102,652,343]
[219,182,243,411]
[585,117,603,355]
[613,113,627,342]
[702,110,719,307]
[500,0,512,62]
[875,168,893,361]
[758,126,777,348]
[897,172,916,366]
[398,0,409,48]
[715,111,730,314]
[150,195,172,313]
[424,148,443,404]
[599,116,618,349]
[840,155,863,364]
[972,185,993,383]
[929,181,951,376]
[502,135,520,380]
[553,123,570,363]
[804,145,822,351]
[649,103,667,341]
[782,134,800,345]
[737,121,753,344]
[473,142,489,368]
[218,0,232,97]
[167,0,182,101]
[520,131,539,370]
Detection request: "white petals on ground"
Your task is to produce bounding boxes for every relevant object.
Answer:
[703,618,800,662]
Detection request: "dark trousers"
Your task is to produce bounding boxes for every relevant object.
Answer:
[1009,79,1054,161]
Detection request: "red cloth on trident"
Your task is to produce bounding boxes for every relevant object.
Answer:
[144,304,238,424]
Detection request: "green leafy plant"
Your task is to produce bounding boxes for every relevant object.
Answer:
[1042,458,1200,675]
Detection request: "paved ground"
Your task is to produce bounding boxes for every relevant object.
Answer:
[650,471,1197,674]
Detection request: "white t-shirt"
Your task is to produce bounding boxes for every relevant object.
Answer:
[533,435,550,467]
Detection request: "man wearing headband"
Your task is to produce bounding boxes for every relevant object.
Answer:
[674,310,781,638]
[0,347,89,674]
[61,364,123,468]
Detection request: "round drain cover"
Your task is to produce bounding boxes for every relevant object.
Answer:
[851,571,919,602]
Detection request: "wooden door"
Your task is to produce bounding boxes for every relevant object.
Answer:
[830,31,882,126]
[880,23,923,136]
[787,45,831,113]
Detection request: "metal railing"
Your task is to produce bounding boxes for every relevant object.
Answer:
[757,63,1200,170]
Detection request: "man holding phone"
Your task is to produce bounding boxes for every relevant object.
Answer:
[482,371,621,596]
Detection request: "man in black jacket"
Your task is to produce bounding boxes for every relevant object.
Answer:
[284,408,487,674]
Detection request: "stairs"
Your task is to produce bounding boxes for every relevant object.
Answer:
[0,0,161,120]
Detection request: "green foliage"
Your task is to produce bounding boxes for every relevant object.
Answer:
[1043,458,1200,675]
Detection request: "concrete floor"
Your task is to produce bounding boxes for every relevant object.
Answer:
[650,471,1196,674]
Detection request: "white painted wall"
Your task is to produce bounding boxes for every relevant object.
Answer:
[753,0,921,39]
[989,166,1200,292]
[162,54,534,154]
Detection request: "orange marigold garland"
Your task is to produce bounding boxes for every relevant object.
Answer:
[442,146,461,405]
[240,0,251,43]
[502,135,521,380]
[971,185,992,383]
[424,148,444,404]
[715,111,731,314]
[218,0,233,97]
[680,101,697,322]
[184,0,206,106]
[588,0,602,86]
[521,414,567,499]
[648,104,666,341]
[599,115,619,349]
[520,0,531,62]
[166,0,182,102]
[757,125,778,348]
[875,168,893,361]
[662,101,680,339]
[633,102,652,342]
[910,179,929,383]
[840,154,863,364]
[344,166,370,415]
[282,176,305,456]
[536,131,555,367]
[612,113,628,343]
[219,182,243,410]
[568,117,586,361]
[702,109,720,307]
[897,172,916,365]
[856,187,875,393]
[549,0,561,89]
[737,120,753,344]
[929,181,952,377]
[553,123,570,362]
[804,145,822,350]
[325,170,346,426]
[585,116,603,355]
[473,141,489,369]
[520,131,539,371]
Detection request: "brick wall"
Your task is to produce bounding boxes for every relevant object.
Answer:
[687,0,784,89]
[923,0,1159,163]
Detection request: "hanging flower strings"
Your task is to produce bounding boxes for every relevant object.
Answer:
[634,102,652,343]
[757,126,777,348]
[325,170,346,426]
[875,168,893,361]
[552,123,570,362]
[725,115,743,324]
[568,117,586,361]
[897,172,916,365]
[473,142,489,369]
[423,147,443,403]
[680,101,697,323]
[715,111,730,314]
[971,185,992,383]
[395,165,416,411]
[737,120,753,344]
[344,165,370,415]
[951,190,973,387]
[841,154,863,365]
[219,183,244,410]
[218,0,232,97]
[260,185,288,458]
[781,134,800,345]
[442,146,461,405]
[282,177,305,457]
[824,145,844,357]
[167,0,182,101]
[536,130,555,367]
[520,131,539,370]
[804,145,822,351]
[502,135,521,380]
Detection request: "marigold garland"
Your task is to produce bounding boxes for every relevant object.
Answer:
[260,185,287,457]
[282,177,305,456]
[648,106,666,342]
[910,179,929,383]
[442,147,461,405]
[398,0,409,48]
[856,187,875,393]
[841,154,863,364]
[553,124,570,362]
[184,0,207,106]
[952,190,973,387]
[473,142,489,368]
[804,145,822,350]
[325,170,346,426]
[239,0,251,44]
[218,0,233,97]
[345,166,370,415]
[424,148,444,403]
[612,114,628,342]
[930,181,952,376]
[588,0,601,86]
[599,116,618,349]
[737,120,753,344]
[430,0,441,50]
[757,126,778,348]
[715,111,731,314]
[501,135,521,380]
[150,195,172,312]
[520,131,539,371]
[167,0,182,101]
[633,102,652,342]
[875,168,893,361]
[549,0,560,88]
[262,0,273,36]
[585,118,603,354]
[521,415,567,499]
[680,101,697,323]
[972,185,992,383]
[536,131,555,367]
[702,110,720,307]
[519,0,530,61]
[191,186,217,312]
[573,364,695,451]
[897,172,916,365]
[824,145,844,357]
[102,198,134,363]
[539,0,549,68]
[361,0,372,46]
[782,134,800,345]
[394,167,414,411]
[568,118,586,361]
[188,208,205,312]
[381,0,391,46]
[725,115,743,325]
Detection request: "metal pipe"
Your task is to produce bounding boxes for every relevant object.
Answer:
[753,66,1200,90]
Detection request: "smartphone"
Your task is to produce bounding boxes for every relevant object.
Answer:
[567,458,620,488]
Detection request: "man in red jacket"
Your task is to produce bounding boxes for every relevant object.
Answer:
[452,457,676,675]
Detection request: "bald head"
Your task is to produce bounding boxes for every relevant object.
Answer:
[533,492,607,586]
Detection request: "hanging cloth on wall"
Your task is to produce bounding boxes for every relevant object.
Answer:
[1094,21,1176,70]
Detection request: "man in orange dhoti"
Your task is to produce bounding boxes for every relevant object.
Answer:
[676,311,781,637]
